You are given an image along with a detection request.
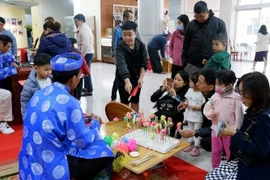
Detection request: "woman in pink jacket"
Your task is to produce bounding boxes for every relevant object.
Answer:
[203,70,244,169]
[169,14,189,79]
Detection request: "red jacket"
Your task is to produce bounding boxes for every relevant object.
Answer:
[71,52,90,77]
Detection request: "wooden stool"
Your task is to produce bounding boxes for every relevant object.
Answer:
[105,101,134,121]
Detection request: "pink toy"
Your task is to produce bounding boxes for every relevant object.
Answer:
[116,142,129,153]
[127,139,137,152]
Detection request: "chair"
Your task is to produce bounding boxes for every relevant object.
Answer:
[105,101,134,121]
[230,39,242,61]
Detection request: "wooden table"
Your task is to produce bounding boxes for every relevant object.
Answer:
[10,67,32,125]
[101,121,190,174]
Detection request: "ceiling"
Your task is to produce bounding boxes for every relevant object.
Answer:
[0,0,38,9]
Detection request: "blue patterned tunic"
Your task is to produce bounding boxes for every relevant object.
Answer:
[19,82,114,180]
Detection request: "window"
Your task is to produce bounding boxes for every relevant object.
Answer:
[238,0,261,5]
[262,0,270,3]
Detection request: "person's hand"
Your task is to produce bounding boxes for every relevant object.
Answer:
[91,113,102,124]
[179,129,195,138]
[177,102,188,111]
[138,78,143,88]
[161,79,167,92]
[202,59,207,65]
[167,84,176,97]
[124,79,132,94]
[11,62,20,71]
[219,122,236,137]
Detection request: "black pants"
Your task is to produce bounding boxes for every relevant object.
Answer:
[111,72,118,101]
[171,64,184,79]
[201,136,211,152]
[148,46,163,73]
[74,79,83,100]
[67,155,114,180]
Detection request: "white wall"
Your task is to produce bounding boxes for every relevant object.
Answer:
[73,0,101,60]
[0,3,27,49]
[39,0,74,32]
[31,6,42,44]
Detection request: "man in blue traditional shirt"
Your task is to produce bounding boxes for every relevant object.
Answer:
[0,35,18,134]
[19,53,114,180]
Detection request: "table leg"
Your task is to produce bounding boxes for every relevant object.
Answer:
[10,75,23,125]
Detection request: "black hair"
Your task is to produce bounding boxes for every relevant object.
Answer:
[176,70,189,86]
[258,25,268,35]
[194,1,208,14]
[164,10,168,15]
[45,16,55,22]
[122,21,137,32]
[177,14,190,32]
[0,17,5,24]
[212,33,227,44]
[200,68,217,85]
[74,14,86,22]
[43,21,61,31]
[33,53,51,66]
[216,70,236,86]
[52,69,80,84]
[69,38,77,45]
[0,34,12,46]
[190,72,200,84]
[236,72,270,114]
[123,10,133,20]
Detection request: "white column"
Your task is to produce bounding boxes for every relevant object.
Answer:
[73,0,101,60]
[219,0,237,40]
[138,0,164,45]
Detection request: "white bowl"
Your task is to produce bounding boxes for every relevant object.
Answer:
[129,151,140,157]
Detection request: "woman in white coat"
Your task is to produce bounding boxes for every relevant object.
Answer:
[252,25,270,73]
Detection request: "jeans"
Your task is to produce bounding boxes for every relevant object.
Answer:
[84,53,94,92]
[148,46,163,73]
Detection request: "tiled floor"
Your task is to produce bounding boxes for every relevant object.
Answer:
[81,59,266,172]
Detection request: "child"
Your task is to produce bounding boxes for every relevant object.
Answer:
[21,53,52,118]
[182,72,205,156]
[203,69,244,169]
[150,70,189,138]
[69,38,90,101]
[203,33,231,71]
[115,21,148,112]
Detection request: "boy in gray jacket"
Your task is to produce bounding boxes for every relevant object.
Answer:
[20,53,52,118]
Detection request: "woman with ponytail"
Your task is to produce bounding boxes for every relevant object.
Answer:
[37,21,72,57]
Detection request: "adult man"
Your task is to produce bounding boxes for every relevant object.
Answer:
[179,68,216,151]
[147,32,172,73]
[111,10,135,101]
[0,17,17,56]
[0,35,18,134]
[74,14,94,96]
[19,53,114,180]
[182,1,227,75]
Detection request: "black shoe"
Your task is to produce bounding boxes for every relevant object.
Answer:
[82,92,93,96]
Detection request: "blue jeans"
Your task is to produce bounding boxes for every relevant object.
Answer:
[84,53,94,92]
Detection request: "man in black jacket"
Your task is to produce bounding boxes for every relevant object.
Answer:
[182,1,227,75]
[179,68,216,151]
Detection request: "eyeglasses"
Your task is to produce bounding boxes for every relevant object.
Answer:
[238,90,251,99]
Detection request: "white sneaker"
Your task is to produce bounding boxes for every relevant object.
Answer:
[0,122,15,134]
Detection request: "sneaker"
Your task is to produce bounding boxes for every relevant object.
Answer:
[190,147,201,157]
[0,122,15,134]
[183,145,194,152]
